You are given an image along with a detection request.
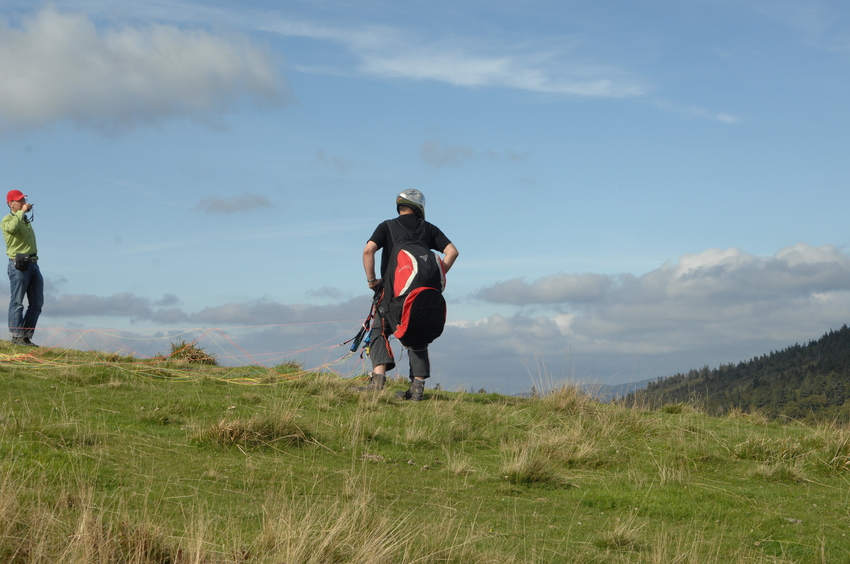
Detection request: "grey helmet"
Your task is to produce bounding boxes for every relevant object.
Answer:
[396,189,426,219]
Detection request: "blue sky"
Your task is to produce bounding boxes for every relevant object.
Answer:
[1,0,849,393]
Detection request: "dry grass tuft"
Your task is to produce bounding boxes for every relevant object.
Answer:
[537,383,598,416]
[594,514,648,553]
[726,407,770,425]
[733,436,807,462]
[500,436,576,488]
[259,482,410,564]
[443,448,479,476]
[0,480,186,564]
[196,413,313,448]
[808,423,850,474]
[164,339,218,366]
[660,402,699,415]
[289,371,347,395]
[752,459,808,482]
[116,521,179,564]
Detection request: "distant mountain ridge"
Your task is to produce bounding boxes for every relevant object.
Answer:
[584,379,654,403]
[513,379,653,401]
[625,325,850,422]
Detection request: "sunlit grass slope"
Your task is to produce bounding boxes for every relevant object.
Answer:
[1,341,849,563]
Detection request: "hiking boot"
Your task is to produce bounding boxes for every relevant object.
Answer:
[396,378,425,401]
[11,336,37,347]
[351,372,386,392]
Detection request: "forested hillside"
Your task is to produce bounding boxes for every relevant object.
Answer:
[625,325,850,422]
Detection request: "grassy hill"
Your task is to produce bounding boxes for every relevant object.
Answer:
[626,325,850,422]
[2,341,850,563]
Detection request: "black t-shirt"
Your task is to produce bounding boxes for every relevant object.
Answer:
[369,215,452,277]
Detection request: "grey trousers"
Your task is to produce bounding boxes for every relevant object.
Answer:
[369,311,431,379]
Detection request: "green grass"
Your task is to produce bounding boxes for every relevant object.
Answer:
[1,343,850,562]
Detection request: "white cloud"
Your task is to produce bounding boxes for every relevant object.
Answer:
[32,243,849,383]
[478,273,614,305]
[0,6,287,133]
[478,244,850,307]
[465,244,850,383]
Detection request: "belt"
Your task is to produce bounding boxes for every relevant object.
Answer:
[9,257,37,263]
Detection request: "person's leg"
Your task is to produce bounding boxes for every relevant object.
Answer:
[7,262,28,342]
[23,263,43,341]
[407,346,429,379]
[354,313,395,391]
[398,345,429,401]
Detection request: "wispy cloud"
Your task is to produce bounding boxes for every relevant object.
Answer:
[314,149,355,173]
[749,0,850,52]
[48,292,184,322]
[420,140,475,168]
[257,16,648,98]
[305,286,349,301]
[43,292,364,327]
[419,140,526,168]
[357,48,647,97]
[28,1,646,98]
[652,98,741,124]
[0,6,287,133]
[195,192,274,214]
[186,299,357,326]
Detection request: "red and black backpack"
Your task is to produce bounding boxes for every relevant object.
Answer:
[378,218,447,348]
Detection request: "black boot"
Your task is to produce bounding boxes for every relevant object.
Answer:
[352,372,386,392]
[396,378,425,401]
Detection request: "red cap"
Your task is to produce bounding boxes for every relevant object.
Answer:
[6,190,27,203]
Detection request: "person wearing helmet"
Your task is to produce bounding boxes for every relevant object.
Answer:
[3,190,43,346]
[360,189,458,400]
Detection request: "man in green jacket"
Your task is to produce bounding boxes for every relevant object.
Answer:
[3,190,42,346]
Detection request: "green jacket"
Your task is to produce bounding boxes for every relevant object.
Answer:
[2,211,38,259]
